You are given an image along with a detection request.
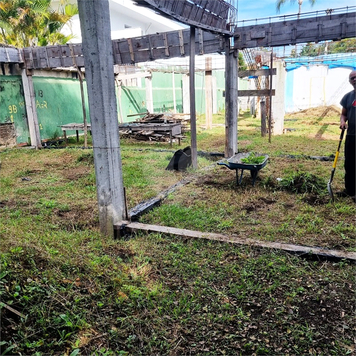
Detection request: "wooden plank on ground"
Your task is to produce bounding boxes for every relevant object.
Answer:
[128,178,190,220]
[115,221,356,261]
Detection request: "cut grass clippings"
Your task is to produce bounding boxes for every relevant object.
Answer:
[0,108,355,355]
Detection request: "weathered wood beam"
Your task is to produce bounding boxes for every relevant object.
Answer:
[115,221,356,262]
[238,89,275,97]
[234,11,356,49]
[190,26,198,169]
[113,28,224,64]
[20,29,224,69]
[0,47,22,63]
[239,68,276,78]
[129,178,190,221]
[134,0,234,35]
[116,71,151,80]
[4,10,354,70]
[225,41,238,157]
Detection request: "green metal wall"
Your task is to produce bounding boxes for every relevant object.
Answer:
[119,85,146,118]
[0,75,90,144]
[118,72,185,119]
[118,70,227,121]
[1,70,242,144]
[152,72,184,113]
[0,76,29,143]
[32,77,90,141]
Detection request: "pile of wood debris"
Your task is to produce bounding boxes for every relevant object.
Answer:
[119,112,190,143]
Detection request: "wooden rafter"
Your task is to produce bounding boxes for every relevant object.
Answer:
[1,11,354,69]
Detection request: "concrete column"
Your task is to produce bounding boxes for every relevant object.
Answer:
[77,0,126,237]
[212,76,217,114]
[21,68,41,148]
[272,60,285,135]
[182,74,190,113]
[205,56,213,129]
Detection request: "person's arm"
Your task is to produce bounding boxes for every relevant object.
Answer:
[340,107,348,130]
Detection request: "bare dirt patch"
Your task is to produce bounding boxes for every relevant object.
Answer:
[286,105,341,119]
[143,154,355,251]
[55,205,98,231]
[61,165,92,181]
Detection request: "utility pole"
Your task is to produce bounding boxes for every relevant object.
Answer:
[77,0,127,237]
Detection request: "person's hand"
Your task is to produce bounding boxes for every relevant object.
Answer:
[340,119,347,130]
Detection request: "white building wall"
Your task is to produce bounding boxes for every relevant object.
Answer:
[286,66,353,112]
[323,67,353,107]
[52,0,184,44]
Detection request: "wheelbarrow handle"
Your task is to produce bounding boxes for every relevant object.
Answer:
[217,162,230,168]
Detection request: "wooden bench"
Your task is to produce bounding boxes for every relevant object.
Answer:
[59,123,91,144]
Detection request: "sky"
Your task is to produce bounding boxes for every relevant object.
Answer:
[237,0,354,23]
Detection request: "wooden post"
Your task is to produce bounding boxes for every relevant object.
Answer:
[172,71,177,114]
[205,56,213,129]
[225,39,238,157]
[69,44,88,148]
[145,75,153,113]
[189,26,198,169]
[77,0,127,237]
[268,51,273,143]
[260,100,267,137]
[78,72,88,147]
[21,68,41,148]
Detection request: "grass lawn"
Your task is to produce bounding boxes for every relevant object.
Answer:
[0,108,355,355]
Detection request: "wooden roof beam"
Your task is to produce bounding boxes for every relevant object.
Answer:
[234,11,356,49]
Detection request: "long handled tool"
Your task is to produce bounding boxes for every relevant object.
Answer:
[327,129,345,202]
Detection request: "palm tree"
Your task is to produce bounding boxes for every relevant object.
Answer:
[276,0,316,17]
[0,0,78,47]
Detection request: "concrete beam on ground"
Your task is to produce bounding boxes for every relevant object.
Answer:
[115,221,356,262]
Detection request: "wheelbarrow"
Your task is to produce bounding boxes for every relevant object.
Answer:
[218,152,269,186]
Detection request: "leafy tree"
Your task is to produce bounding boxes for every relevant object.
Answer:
[0,0,78,47]
[238,51,247,71]
[299,39,356,56]
[328,38,356,53]
[299,42,323,56]
[276,0,316,16]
